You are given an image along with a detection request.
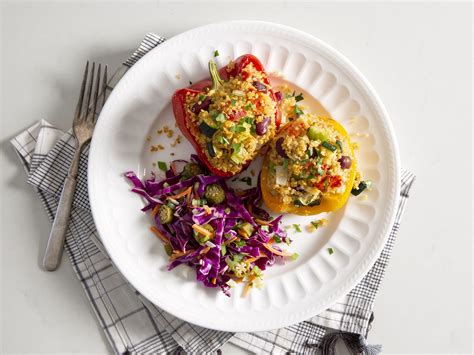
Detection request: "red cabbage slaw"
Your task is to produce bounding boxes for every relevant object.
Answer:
[124,155,294,296]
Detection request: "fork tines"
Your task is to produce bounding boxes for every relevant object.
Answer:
[75,61,108,123]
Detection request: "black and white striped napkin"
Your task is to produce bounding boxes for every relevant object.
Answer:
[11,34,415,354]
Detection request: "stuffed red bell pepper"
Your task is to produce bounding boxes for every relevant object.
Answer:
[172,54,281,177]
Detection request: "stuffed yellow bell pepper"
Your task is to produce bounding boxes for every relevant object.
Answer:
[261,115,357,216]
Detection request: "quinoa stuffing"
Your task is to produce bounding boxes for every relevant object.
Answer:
[274,84,306,125]
[182,59,278,175]
[261,114,360,215]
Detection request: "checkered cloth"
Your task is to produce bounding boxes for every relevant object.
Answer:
[11,34,416,354]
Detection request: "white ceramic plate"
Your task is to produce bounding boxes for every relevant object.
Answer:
[89,21,400,332]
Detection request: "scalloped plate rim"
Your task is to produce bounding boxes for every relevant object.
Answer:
[88,20,400,332]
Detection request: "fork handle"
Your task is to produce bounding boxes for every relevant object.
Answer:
[43,146,81,271]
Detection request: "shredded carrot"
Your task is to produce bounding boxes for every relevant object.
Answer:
[151,204,160,217]
[262,243,290,257]
[203,205,212,215]
[150,226,169,244]
[199,246,211,255]
[211,278,217,285]
[168,186,192,200]
[170,162,177,175]
[224,237,238,246]
[255,218,271,225]
[192,224,213,237]
[245,255,263,264]
[242,275,256,297]
[170,249,194,260]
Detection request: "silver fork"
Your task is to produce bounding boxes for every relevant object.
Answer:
[43,62,107,271]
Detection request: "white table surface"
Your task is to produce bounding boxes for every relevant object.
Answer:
[1,1,472,354]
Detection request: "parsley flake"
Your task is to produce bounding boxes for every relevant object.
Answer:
[235,239,246,247]
[294,105,304,117]
[157,161,167,172]
[217,136,230,145]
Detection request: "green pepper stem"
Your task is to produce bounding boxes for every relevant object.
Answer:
[209,60,224,91]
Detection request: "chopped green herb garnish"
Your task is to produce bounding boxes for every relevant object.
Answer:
[221,244,227,256]
[261,225,269,232]
[157,161,167,172]
[294,105,304,117]
[311,221,321,229]
[213,50,219,57]
[198,94,206,102]
[273,235,281,243]
[269,161,276,174]
[291,252,299,260]
[232,143,241,154]
[245,103,256,111]
[242,116,253,125]
[307,147,313,158]
[324,178,329,189]
[231,99,237,105]
[285,238,292,246]
[234,239,246,247]
[327,247,334,255]
[293,224,302,233]
[295,93,304,102]
[230,124,247,133]
[240,177,252,186]
[282,158,289,170]
[217,136,230,144]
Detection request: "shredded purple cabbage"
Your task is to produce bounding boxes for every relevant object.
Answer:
[124,156,292,296]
